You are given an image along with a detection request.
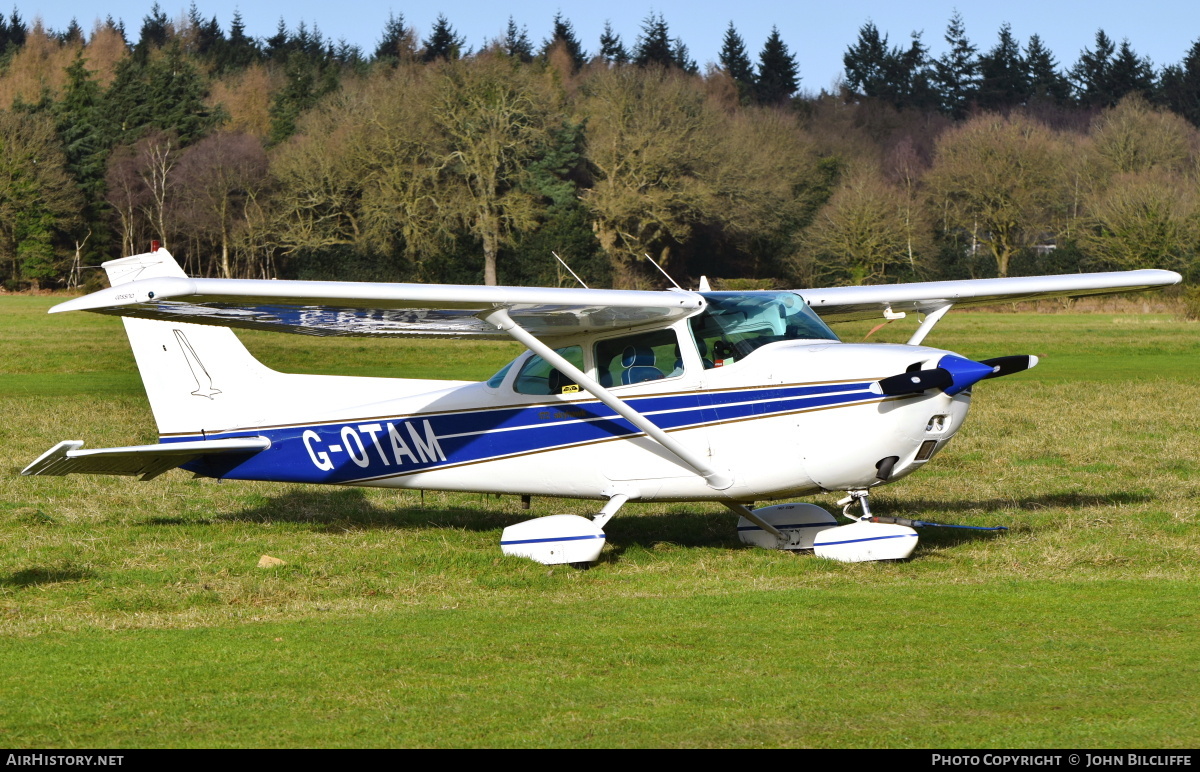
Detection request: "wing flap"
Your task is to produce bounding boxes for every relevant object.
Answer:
[22,437,271,481]
[49,277,705,339]
[800,270,1181,322]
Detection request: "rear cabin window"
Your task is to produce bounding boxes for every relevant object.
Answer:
[513,346,585,395]
[594,329,681,388]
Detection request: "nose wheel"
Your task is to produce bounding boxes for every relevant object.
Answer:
[837,489,874,521]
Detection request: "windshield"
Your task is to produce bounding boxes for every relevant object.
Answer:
[690,292,839,368]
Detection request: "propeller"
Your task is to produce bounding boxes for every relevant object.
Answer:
[979,355,1039,379]
[874,354,1038,397]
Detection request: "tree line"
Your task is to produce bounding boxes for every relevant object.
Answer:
[1,4,1199,293]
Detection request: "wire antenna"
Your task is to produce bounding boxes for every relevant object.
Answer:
[644,253,683,290]
[551,251,588,289]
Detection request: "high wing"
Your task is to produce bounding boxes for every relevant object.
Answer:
[799,270,1181,323]
[22,438,271,481]
[51,275,704,339]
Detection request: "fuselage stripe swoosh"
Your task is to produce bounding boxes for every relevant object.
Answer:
[317,394,914,486]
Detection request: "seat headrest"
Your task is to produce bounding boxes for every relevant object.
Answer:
[621,345,655,368]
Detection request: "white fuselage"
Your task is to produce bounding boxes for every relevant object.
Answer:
[192,336,972,504]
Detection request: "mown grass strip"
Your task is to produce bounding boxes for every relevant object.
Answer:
[1,580,1196,748]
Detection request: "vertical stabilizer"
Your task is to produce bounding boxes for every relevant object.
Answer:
[104,249,277,437]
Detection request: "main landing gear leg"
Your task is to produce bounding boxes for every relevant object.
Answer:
[592,493,629,530]
[837,489,873,521]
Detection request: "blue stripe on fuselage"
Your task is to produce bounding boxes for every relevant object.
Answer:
[175,381,877,484]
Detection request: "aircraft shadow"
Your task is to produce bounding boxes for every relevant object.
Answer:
[0,565,96,587]
[140,488,1150,554]
[885,490,1152,515]
[143,488,741,548]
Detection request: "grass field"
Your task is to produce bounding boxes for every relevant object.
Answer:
[1,295,1198,748]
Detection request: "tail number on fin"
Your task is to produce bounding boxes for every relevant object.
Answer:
[173,329,222,399]
[302,420,446,472]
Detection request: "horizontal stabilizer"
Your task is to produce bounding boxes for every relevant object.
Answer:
[22,437,271,481]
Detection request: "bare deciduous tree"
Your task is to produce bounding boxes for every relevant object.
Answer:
[173,131,269,277]
[579,66,719,287]
[430,55,553,285]
[1080,169,1199,271]
[925,113,1070,277]
[799,165,920,285]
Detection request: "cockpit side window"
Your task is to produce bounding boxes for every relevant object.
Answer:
[513,346,585,395]
[690,292,839,368]
[486,359,515,389]
[594,328,681,387]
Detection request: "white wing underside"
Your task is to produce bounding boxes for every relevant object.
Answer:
[51,275,706,339]
[51,258,1179,337]
[796,270,1180,323]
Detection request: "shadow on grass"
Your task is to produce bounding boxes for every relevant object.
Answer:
[157,488,743,550]
[198,488,525,533]
[145,487,1143,556]
[1,565,95,587]
[890,490,1152,515]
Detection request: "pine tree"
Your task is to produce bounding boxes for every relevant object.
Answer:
[103,41,218,147]
[1160,39,1200,126]
[269,51,317,144]
[1024,34,1072,105]
[146,42,218,144]
[135,2,171,61]
[633,13,673,67]
[334,39,364,68]
[7,8,26,50]
[375,12,416,64]
[977,23,1027,110]
[60,18,84,45]
[223,11,260,70]
[503,17,533,63]
[891,32,939,111]
[755,26,799,104]
[54,51,112,268]
[719,22,755,101]
[264,18,291,61]
[103,56,155,145]
[541,12,585,69]
[103,15,127,47]
[1108,40,1155,103]
[672,38,698,75]
[934,11,979,118]
[422,14,464,62]
[598,21,627,65]
[843,22,892,98]
[1071,29,1116,107]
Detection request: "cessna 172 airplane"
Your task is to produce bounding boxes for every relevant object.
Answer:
[22,247,1180,565]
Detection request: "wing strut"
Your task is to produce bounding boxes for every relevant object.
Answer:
[480,307,733,491]
[907,303,953,346]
